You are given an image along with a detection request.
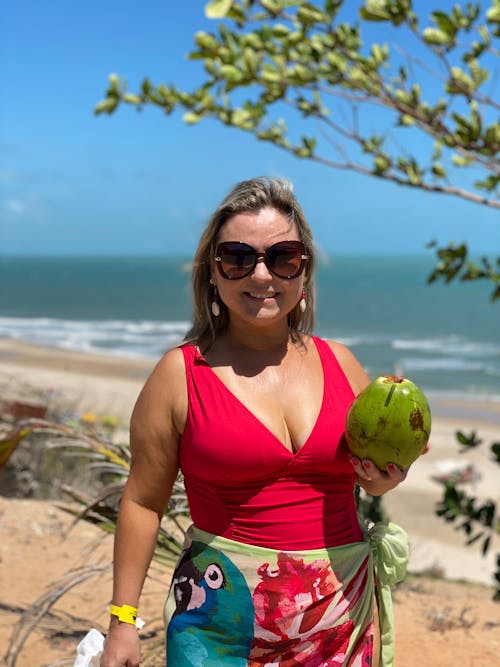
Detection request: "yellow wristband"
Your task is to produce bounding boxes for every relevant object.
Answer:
[109,604,138,625]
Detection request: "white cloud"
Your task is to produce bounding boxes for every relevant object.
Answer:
[4,198,26,214]
[1,192,42,219]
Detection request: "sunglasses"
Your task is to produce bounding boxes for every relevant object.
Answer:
[214,240,308,280]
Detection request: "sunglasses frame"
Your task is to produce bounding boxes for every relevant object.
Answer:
[214,240,309,280]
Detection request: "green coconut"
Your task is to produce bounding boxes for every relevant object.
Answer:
[345,375,431,470]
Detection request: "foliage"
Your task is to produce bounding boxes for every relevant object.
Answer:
[95,0,500,299]
[435,429,500,601]
[1,418,190,564]
[426,240,500,301]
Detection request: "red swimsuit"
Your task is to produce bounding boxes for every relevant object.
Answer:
[179,335,363,550]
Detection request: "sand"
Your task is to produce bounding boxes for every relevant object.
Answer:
[1,337,499,666]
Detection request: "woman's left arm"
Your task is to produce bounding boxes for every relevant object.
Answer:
[326,340,423,496]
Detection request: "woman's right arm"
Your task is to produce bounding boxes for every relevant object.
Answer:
[100,347,187,667]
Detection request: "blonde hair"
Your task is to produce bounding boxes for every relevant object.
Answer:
[184,176,316,346]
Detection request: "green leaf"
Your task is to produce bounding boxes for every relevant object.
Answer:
[261,0,283,16]
[431,11,456,36]
[231,108,254,128]
[297,6,325,25]
[431,163,446,178]
[491,443,500,464]
[94,97,119,115]
[294,146,313,158]
[122,93,141,105]
[374,155,391,173]
[205,0,233,19]
[468,59,490,87]
[399,114,415,126]
[371,42,388,64]
[183,112,203,124]
[486,5,500,23]
[447,67,475,94]
[422,27,453,46]
[325,0,342,17]
[475,174,500,192]
[271,23,290,38]
[141,78,152,96]
[360,0,391,22]
[260,64,282,84]
[395,89,411,105]
[456,430,482,448]
[302,136,317,152]
[195,31,220,51]
[452,154,472,167]
[485,123,500,147]
[482,535,492,556]
[108,73,120,90]
[220,64,243,81]
[466,531,484,546]
[291,63,313,83]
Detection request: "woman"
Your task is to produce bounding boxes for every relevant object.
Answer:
[100,177,415,667]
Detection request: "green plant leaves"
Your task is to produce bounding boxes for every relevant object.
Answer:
[96,0,500,291]
[205,0,234,19]
[435,471,498,594]
[427,241,500,301]
[422,27,453,46]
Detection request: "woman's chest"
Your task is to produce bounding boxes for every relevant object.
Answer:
[214,366,324,453]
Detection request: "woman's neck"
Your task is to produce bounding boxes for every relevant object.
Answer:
[223,319,291,352]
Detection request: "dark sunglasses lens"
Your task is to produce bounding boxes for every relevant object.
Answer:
[218,243,256,279]
[267,242,305,278]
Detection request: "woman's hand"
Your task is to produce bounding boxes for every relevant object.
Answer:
[100,622,140,667]
[348,454,408,496]
[348,440,431,496]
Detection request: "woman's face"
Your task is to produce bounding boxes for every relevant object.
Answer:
[211,207,306,330]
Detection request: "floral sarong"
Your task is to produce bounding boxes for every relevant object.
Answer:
[164,523,409,666]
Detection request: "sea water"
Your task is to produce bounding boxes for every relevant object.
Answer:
[0,254,499,401]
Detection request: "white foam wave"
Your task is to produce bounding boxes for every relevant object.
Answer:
[0,316,191,359]
[333,334,389,347]
[399,357,488,372]
[392,337,500,357]
[427,389,500,404]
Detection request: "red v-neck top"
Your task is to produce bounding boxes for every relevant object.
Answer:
[179,336,363,550]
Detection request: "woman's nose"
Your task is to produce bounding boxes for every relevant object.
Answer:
[252,256,272,279]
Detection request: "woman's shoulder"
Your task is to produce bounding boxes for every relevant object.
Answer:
[153,343,189,377]
[321,338,371,395]
[132,344,189,437]
[321,337,353,358]
[135,345,188,412]
[308,335,353,359]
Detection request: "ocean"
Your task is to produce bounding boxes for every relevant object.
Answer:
[1,255,499,402]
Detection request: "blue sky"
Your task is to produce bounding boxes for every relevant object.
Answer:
[1,0,498,257]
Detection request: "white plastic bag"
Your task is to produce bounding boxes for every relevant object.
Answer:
[73,628,105,667]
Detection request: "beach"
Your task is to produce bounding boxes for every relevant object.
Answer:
[1,337,499,666]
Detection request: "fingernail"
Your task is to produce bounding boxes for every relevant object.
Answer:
[387,463,397,473]
[362,460,372,470]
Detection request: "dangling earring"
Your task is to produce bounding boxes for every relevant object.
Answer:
[211,285,221,317]
[299,288,307,313]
